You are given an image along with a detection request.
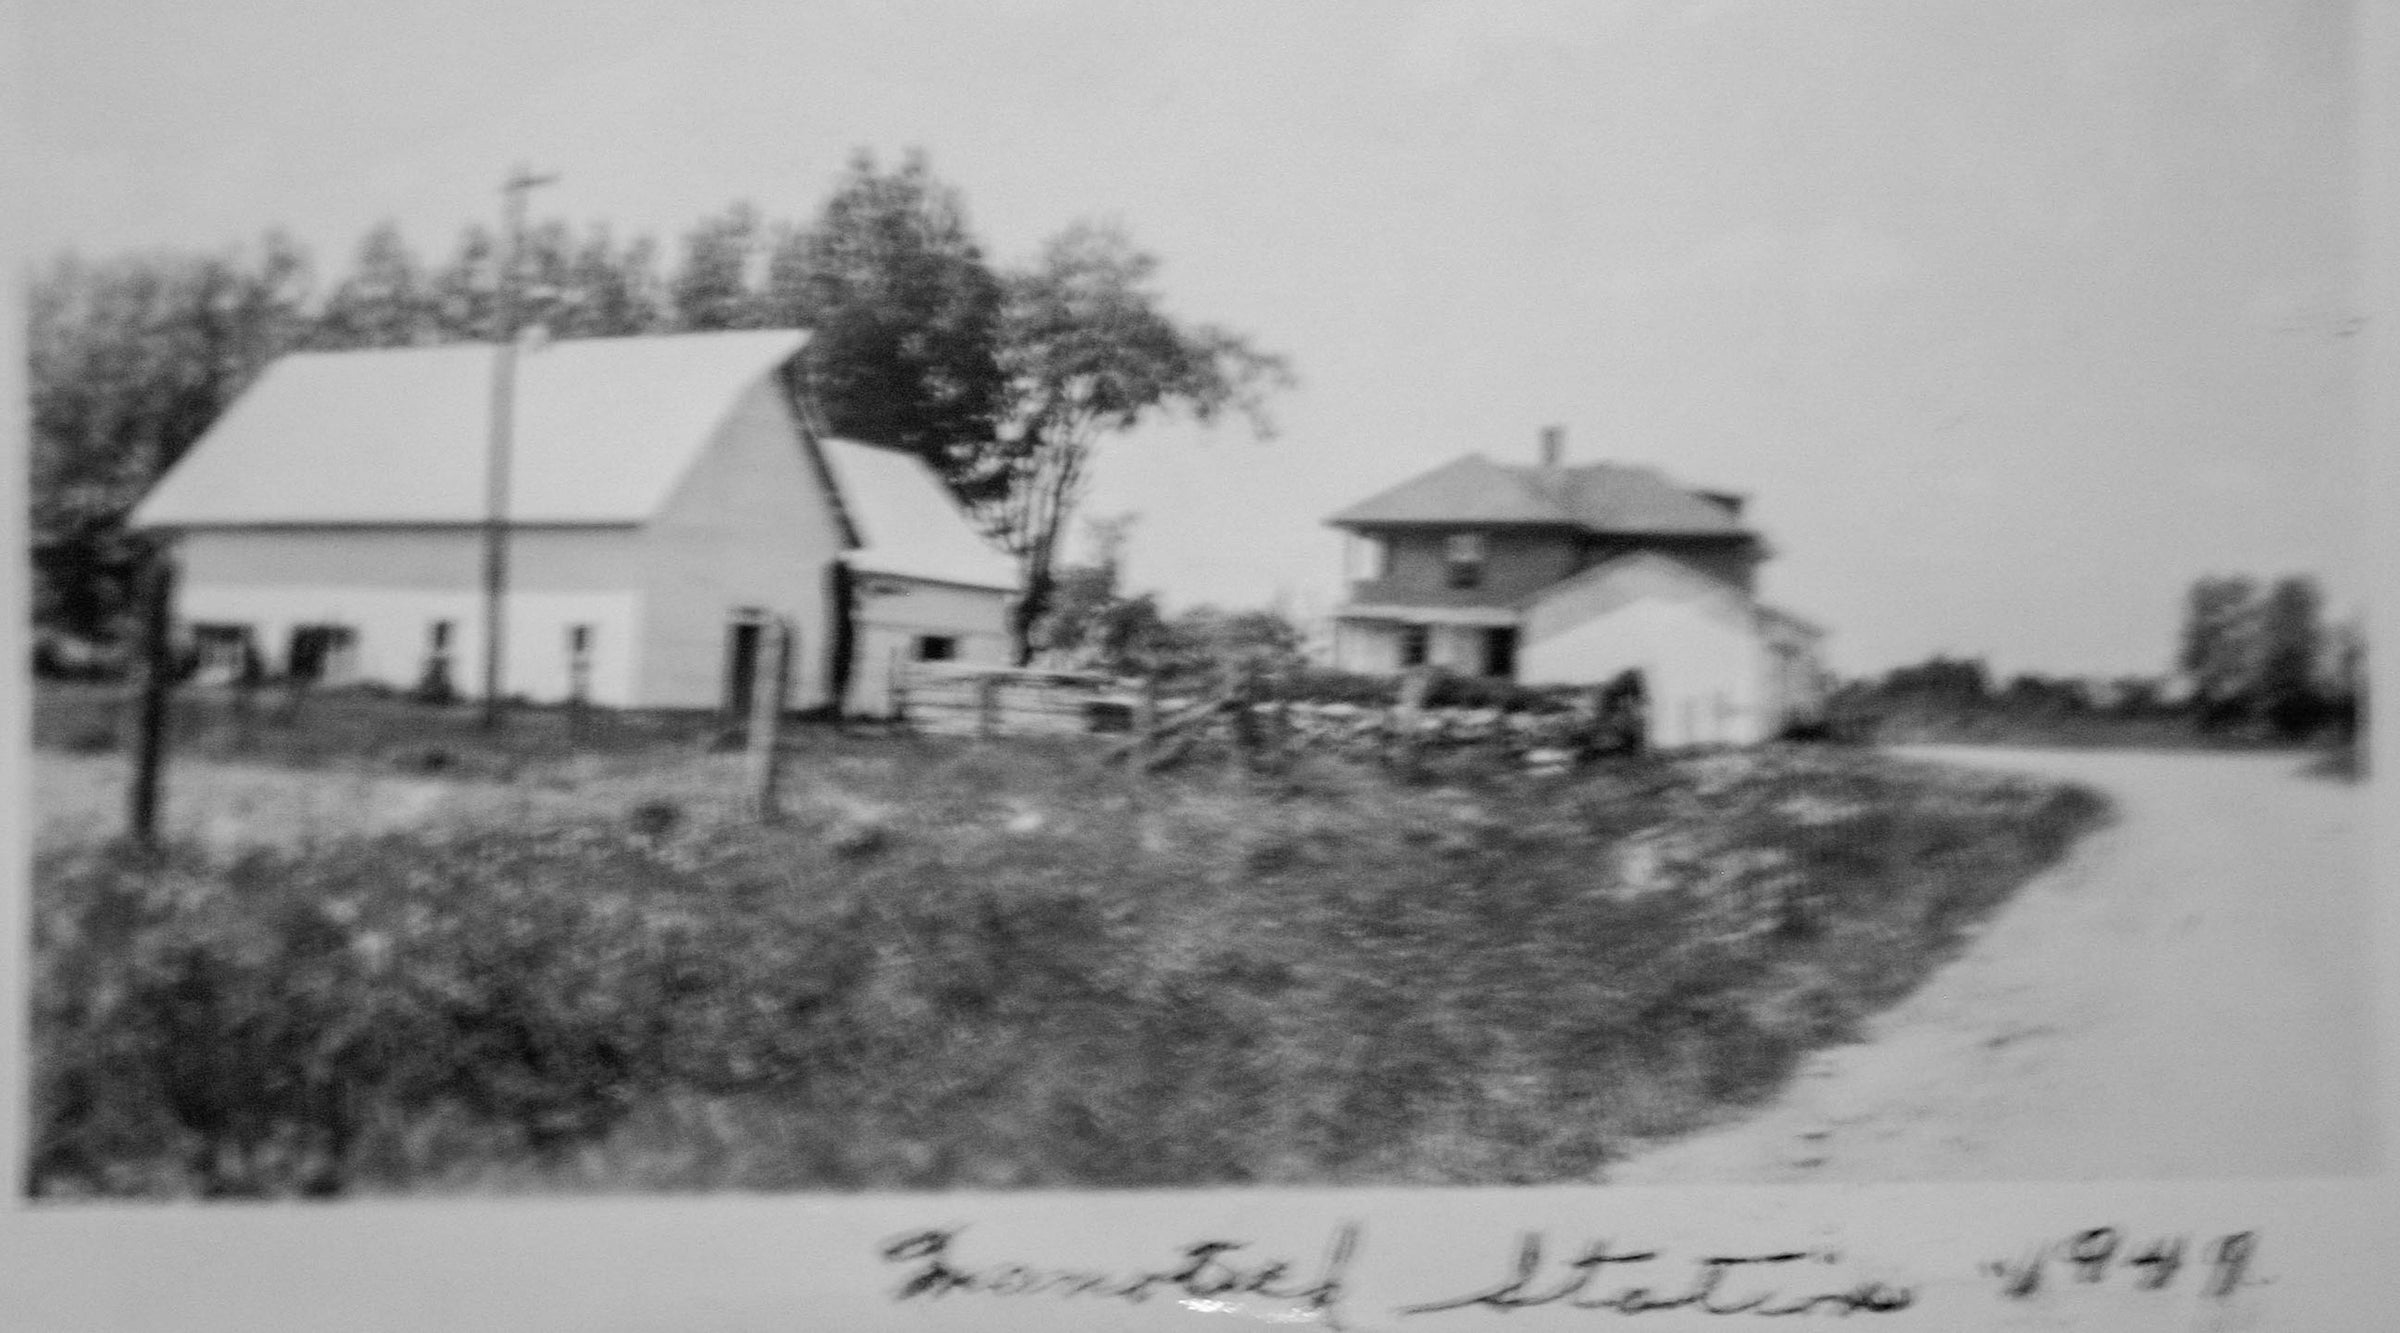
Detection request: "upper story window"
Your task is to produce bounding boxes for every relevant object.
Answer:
[1444,532,1487,589]
[1349,534,1394,582]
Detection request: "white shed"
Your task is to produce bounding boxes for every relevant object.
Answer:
[1520,552,1779,747]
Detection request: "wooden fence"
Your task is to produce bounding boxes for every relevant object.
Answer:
[890,663,1135,738]
[889,661,1650,777]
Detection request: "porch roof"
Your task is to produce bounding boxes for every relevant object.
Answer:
[1333,603,1522,628]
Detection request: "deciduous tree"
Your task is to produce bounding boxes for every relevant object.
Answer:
[30,236,313,639]
[2255,575,2326,738]
[2179,575,2262,729]
[989,222,1292,662]
[765,150,1010,502]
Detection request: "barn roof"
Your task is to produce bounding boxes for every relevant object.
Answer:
[1328,453,1750,536]
[817,439,1019,592]
[131,329,812,527]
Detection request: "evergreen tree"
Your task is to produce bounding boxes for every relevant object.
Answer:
[313,221,436,349]
[669,203,768,331]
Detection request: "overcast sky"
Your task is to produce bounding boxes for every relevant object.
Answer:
[22,0,2362,677]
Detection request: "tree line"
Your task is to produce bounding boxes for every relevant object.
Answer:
[1840,572,2361,747]
[29,149,1291,663]
[2177,573,2361,738]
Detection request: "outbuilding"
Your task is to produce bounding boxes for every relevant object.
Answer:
[1325,431,1828,746]
[129,329,1019,715]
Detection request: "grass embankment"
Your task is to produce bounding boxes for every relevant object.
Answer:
[30,729,2108,1199]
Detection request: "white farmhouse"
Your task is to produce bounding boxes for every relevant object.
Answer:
[129,329,1019,715]
[1327,429,1827,747]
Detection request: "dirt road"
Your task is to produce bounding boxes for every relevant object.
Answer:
[1610,746,2379,1184]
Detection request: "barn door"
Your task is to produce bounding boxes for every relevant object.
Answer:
[723,613,766,720]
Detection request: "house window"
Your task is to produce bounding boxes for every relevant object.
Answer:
[916,635,958,662]
[1350,535,1394,582]
[1444,532,1487,589]
[1398,624,1430,669]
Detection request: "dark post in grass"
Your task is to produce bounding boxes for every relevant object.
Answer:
[566,624,593,748]
[976,672,1001,740]
[1126,671,1161,811]
[227,644,257,753]
[744,619,793,822]
[1224,658,1261,775]
[1393,666,1433,780]
[1266,663,1295,769]
[126,556,178,848]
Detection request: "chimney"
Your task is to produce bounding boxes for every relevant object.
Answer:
[1539,424,1565,468]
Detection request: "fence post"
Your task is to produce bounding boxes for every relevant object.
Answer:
[977,672,1000,739]
[228,650,257,753]
[1127,671,1161,810]
[567,628,593,748]
[126,556,178,848]
[1393,667,1433,779]
[887,647,906,724]
[744,619,792,822]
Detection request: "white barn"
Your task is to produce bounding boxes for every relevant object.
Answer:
[129,330,1019,715]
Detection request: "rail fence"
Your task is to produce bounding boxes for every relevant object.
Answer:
[891,662,1649,771]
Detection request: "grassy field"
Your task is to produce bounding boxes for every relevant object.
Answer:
[29,686,2109,1198]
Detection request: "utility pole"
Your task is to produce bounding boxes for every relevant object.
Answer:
[480,163,559,729]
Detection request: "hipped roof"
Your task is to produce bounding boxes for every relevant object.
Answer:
[131,329,812,527]
[1329,453,1750,536]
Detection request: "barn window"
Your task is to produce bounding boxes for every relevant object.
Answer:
[1398,624,1430,668]
[566,624,595,703]
[916,635,958,662]
[1444,532,1486,589]
[287,624,358,684]
[189,623,256,685]
[414,620,458,702]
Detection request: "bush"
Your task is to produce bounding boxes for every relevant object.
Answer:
[1269,666,1585,714]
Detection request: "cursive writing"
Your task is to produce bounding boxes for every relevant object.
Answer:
[880,1222,1361,1328]
[1397,1231,1914,1318]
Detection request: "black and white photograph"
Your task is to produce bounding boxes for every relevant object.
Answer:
[6,0,2394,1327]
